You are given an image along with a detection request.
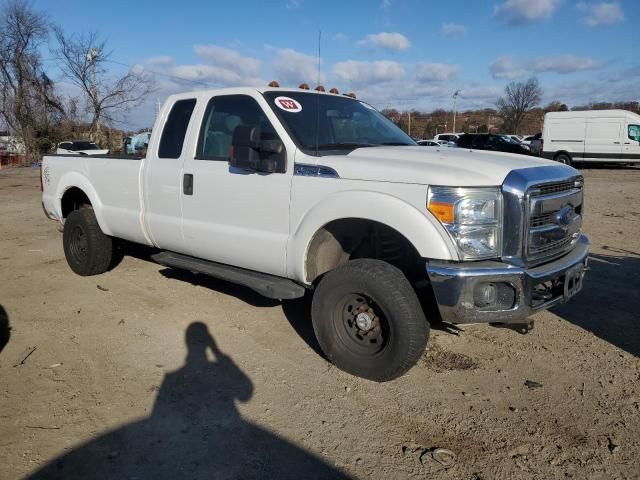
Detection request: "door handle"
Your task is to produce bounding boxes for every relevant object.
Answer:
[624,142,631,144]
[183,173,193,195]
[613,141,620,144]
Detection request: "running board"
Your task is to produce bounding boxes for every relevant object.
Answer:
[151,251,306,300]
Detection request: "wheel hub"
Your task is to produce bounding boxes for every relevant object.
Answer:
[355,312,374,332]
[334,294,389,355]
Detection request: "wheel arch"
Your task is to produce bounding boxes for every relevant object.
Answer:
[553,150,573,162]
[287,191,458,284]
[56,172,111,235]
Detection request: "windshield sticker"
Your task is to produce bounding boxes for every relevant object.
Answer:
[275,96,302,112]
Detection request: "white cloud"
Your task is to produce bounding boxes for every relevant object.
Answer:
[137,45,263,91]
[490,54,600,79]
[358,32,411,52]
[193,45,261,78]
[285,0,302,8]
[577,2,624,27]
[332,33,348,41]
[441,23,467,38]
[416,63,462,82]
[494,0,560,24]
[333,60,405,86]
[270,47,324,86]
[380,0,394,10]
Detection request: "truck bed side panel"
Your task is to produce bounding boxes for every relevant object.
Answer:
[42,155,150,245]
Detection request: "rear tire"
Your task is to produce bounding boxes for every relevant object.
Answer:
[555,152,572,166]
[63,207,116,276]
[311,259,429,382]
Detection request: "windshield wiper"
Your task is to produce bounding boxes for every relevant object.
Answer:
[373,142,414,146]
[308,142,373,150]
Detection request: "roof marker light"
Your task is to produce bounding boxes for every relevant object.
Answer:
[268,80,280,87]
[315,85,325,92]
[298,82,310,90]
[329,87,339,94]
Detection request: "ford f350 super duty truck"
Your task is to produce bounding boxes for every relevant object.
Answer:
[41,86,588,381]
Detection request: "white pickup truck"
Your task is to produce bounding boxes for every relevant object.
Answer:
[42,86,589,381]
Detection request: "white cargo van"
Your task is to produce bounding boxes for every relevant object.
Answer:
[542,110,640,165]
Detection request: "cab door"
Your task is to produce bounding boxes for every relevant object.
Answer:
[180,94,292,277]
[143,98,197,252]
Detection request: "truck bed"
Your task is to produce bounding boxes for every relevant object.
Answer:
[41,154,150,246]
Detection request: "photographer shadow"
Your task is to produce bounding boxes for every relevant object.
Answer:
[551,248,640,357]
[26,322,348,480]
[0,305,9,354]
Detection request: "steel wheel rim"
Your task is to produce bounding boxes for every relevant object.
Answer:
[69,224,88,262]
[332,293,390,356]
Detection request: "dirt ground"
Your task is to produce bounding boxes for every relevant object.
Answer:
[1,166,639,480]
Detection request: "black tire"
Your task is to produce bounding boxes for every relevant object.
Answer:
[63,207,116,276]
[311,259,429,382]
[555,152,572,166]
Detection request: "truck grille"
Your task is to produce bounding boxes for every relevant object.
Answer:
[525,177,583,264]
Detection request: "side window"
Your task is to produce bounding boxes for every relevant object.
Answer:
[196,95,280,160]
[628,125,640,142]
[158,99,196,159]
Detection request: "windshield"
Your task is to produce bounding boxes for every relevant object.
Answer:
[501,135,520,145]
[263,91,415,155]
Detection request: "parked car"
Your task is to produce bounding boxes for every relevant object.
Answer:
[56,140,109,156]
[417,140,440,146]
[502,135,530,151]
[433,133,460,143]
[541,110,640,166]
[42,85,588,382]
[436,140,457,147]
[456,134,532,156]
[520,135,535,146]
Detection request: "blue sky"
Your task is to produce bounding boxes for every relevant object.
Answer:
[32,0,640,128]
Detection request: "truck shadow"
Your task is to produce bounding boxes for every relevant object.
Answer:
[157,266,325,357]
[25,322,349,480]
[0,305,10,354]
[550,248,640,357]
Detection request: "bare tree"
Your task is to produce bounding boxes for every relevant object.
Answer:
[54,29,154,134]
[0,0,65,161]
[496,77,542,135]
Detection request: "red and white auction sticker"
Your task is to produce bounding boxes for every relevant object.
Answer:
[274,96,302,112]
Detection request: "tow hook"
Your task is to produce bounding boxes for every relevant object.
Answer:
[490,320,534,335]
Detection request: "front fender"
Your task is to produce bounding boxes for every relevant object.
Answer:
[287,190,458,283]
[55,172,112,236]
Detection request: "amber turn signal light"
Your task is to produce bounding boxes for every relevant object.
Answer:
[428,201,455,224]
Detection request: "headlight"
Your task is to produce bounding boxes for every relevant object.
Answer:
[427,186,502,260]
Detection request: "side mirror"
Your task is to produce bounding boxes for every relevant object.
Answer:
[230,126,286,174]
[230,126,260,172]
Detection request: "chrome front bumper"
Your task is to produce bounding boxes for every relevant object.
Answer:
[426,235,589,324]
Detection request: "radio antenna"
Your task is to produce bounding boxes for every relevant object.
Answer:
[315,30,321,160]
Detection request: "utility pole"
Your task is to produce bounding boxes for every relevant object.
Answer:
[87,48,99,135]
[452,90,460,133]
[408,110,411,137]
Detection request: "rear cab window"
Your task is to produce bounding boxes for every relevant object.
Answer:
[158,99,197,159]
[628,124,640,142]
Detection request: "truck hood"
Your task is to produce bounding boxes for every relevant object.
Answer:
[319,146,558,186]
